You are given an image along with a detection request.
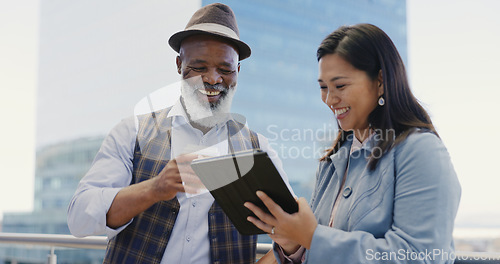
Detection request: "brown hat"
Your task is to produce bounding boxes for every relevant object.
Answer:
[168,3,251,60]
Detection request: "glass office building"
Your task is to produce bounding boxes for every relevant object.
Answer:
[0,137,104,263]
[204,0,407,199]
[1,0,406,262]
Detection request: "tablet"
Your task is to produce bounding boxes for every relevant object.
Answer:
[190,149,298,235]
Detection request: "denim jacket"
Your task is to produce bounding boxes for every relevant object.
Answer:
[304,131,461,264]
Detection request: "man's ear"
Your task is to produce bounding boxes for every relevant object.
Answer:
[176,56,182,74]
[377,70,384,96]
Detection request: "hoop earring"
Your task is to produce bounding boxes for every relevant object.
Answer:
[378,96,385,106]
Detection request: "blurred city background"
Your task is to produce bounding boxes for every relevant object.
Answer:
[1,0,499,262]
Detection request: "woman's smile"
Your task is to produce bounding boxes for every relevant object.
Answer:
[333,106,350,119]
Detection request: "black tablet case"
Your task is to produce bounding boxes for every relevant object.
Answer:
[190,149,298,235]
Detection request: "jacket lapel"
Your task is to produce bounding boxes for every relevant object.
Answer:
[315,140,352,225]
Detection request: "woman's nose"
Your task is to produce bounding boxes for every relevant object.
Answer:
[325,89,340,107]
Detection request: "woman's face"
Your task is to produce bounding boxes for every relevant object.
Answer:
[318,53,383,134]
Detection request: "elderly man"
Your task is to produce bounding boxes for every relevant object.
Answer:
[67,3,291,263]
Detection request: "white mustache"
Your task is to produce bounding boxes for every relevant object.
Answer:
[192,83,228,93]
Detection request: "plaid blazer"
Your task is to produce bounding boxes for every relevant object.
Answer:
[103,107,259,264]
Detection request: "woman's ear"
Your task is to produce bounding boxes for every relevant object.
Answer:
[377,70,384,96]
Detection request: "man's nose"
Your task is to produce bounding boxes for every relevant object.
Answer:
[202,69,222,85]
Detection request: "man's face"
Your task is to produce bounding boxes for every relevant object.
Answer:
[177,35,240,108]
[176,35,240,127]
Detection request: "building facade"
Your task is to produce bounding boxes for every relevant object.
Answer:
[1,137,105,263]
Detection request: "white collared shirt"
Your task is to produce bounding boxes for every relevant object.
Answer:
[68,99,292,264]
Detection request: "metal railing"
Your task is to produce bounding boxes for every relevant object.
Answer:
[1,232,499,263]
[0,232,272,263]
[0,232,107,250]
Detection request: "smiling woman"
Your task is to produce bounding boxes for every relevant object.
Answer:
[247,23,461,264]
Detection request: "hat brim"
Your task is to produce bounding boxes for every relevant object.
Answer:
[168,30,251,61]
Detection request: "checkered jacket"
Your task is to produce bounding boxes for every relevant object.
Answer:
[103,107,259,263]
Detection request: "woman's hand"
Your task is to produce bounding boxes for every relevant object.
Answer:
[244,191,318,250]
[271,235,301,255]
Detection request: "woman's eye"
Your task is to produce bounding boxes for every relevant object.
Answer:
[320,86,327,89]
[336,84,346,89]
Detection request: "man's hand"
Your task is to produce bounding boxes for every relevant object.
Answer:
[150,153,201,201]
[106,153,200,228]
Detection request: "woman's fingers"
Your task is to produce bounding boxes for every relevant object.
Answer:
[244,201,278,231]
[246,193,318,251]
[246,215,273,233]
[256,191,287,218]
[244,202,275,224]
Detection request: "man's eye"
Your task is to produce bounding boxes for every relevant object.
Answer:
[219,69,234,74]
[190,67,205,72]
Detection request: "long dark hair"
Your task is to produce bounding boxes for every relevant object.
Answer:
[318,23,437,170]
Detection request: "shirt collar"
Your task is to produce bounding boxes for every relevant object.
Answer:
[328,131,376,160]
[350,134,363,154]
[328,131,379,163]
[351,131,376,154]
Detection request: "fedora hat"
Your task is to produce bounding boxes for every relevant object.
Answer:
[168,3,251,60]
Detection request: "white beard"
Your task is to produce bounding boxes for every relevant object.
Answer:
[180,76,237,129]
